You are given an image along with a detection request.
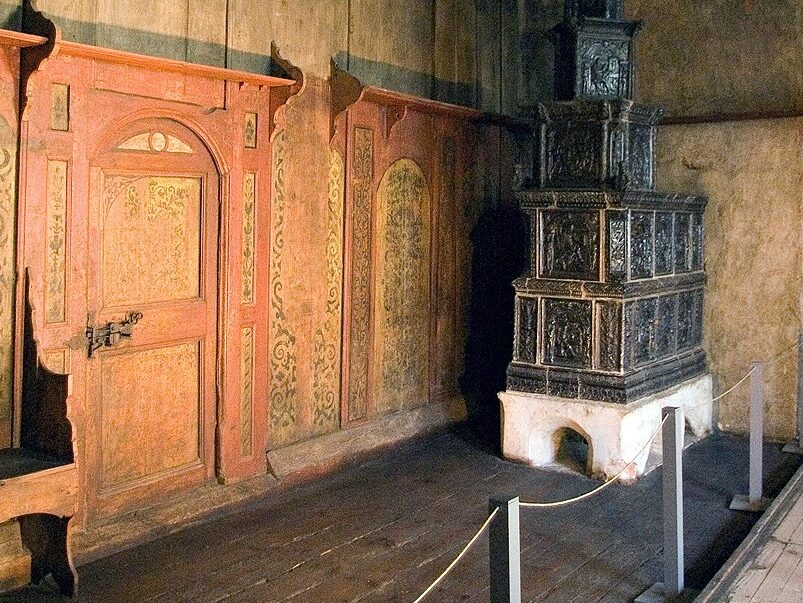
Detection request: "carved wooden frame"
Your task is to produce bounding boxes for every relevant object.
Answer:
[332,78,484,428]
[12,28,295,523]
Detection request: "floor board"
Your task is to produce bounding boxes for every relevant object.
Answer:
[1,429,800,603]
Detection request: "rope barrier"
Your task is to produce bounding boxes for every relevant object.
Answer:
[410,340,800,601]
[412,507,499,603]
[519,414,669,509]
[706,340,800,405]
[710,367,755,403]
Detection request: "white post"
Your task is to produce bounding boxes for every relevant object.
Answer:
[489,496,521,603]
[783,332,803,454]
[730,362,772,512]
[636,407,686,603]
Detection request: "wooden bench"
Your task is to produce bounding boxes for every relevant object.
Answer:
[0,284,78,597]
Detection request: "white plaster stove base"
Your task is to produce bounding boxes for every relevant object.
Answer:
[498,374,713,483]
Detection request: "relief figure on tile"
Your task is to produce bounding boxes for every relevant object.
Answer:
[547,122,600,185]
[580,39,628,97]
[516,296,538,364]
[544,299,591,367]
[542,211,599,280]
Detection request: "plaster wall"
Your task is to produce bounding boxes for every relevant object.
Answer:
[638,0,802,439]
[518,0,802,118]
[628,0,802,119]
[656,118,803,440]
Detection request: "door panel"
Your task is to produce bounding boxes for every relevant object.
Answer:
[85,119,218,517]
[101,176,202,307]
[100,341,201,490]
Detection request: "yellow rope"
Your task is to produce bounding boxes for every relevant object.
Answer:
[710,367,755,403]
[519,415,669,509]
[411,507,499,603]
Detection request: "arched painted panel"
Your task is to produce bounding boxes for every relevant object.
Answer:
[373,158,431,414]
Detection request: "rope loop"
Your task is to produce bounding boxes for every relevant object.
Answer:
[519,414,668,509]
[411,507,499,603]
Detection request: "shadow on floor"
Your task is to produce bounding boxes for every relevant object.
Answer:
[1,432,800,602]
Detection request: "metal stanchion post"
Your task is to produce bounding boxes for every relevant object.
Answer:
[636,407,687,603]
[730,362,772,512]
[489,496,521,603]
[783,332,803,454]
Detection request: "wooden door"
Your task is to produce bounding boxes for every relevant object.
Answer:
[84,119,219,517]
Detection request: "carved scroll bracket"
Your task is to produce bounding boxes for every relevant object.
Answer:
[19,0,59,123]
[329,62,494,144]
[329,62,364,143]
[382,103,408,141]
[269,44,304,141]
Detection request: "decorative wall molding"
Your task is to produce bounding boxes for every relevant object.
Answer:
[240,326,254,457]
[346,126,373,422]
[0,118,15,429]
[268,130,298,442]
[45,159,67,324]
[241,172,256,305]
[312,150,345,431]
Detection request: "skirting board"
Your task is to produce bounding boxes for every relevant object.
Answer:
[267,403,456,483]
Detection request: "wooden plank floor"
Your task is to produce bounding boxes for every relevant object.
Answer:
[697,458,803,602]
[1,429,800,603]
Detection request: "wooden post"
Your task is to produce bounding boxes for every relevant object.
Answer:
[489,496,521,603]
[636,406,686,603]
[730,363,772,512]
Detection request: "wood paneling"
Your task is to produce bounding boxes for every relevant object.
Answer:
[99,342,201,490]
[373,158,431,414]
[239,326,254,457]
[267,129,298,444]
[337,89,487,429]
[42,349,70,374]
[311,150,344,430]
[100,175,202,307]
[346,126,373,422]
[49,83,69,131]
[435,137,457,397]
[15,37,293,523]
[240,172,256,305]
[0,113,15,446]
[45,160,68,324]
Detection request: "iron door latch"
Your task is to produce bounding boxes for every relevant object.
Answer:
[74,311,143,358]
